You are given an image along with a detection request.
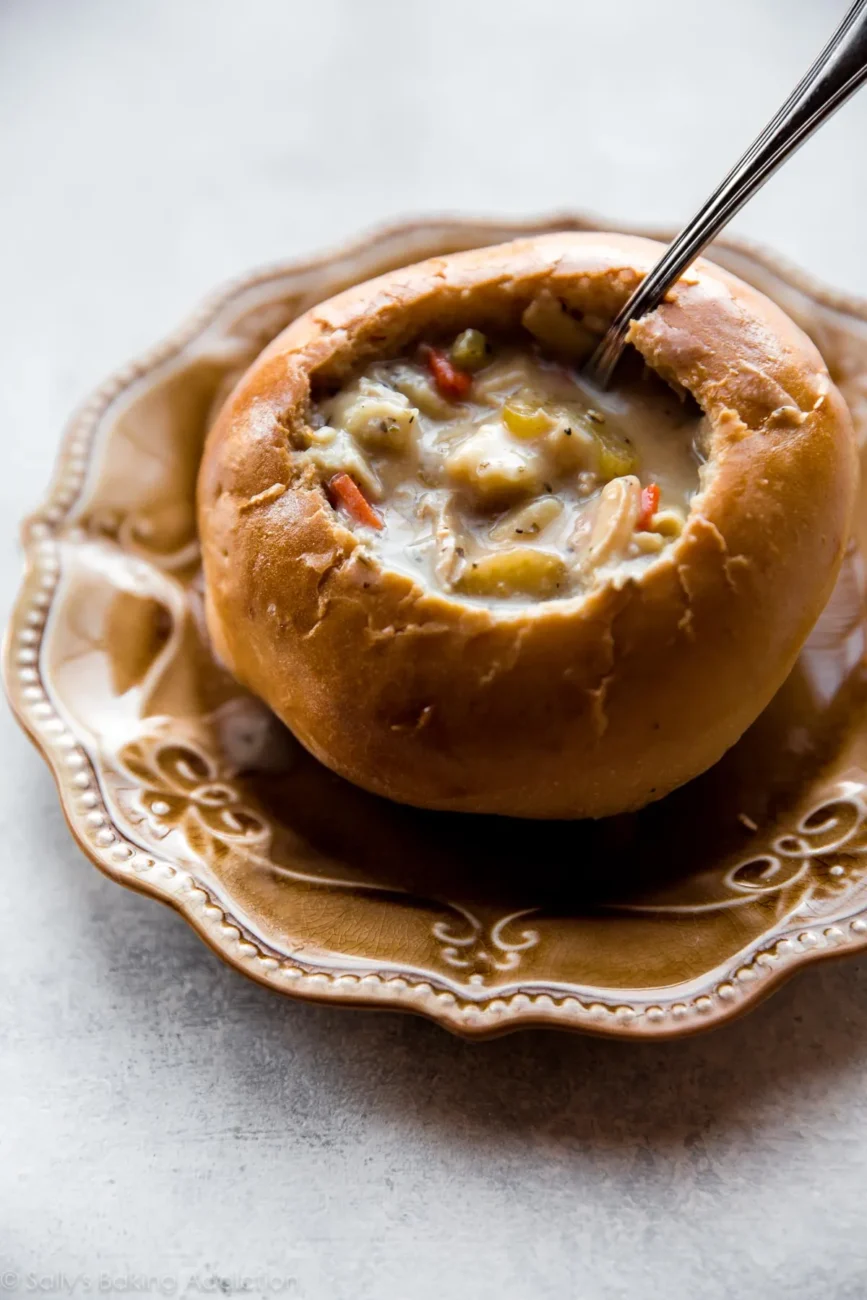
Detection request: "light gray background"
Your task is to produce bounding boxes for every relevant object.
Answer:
[2,1,867,1296]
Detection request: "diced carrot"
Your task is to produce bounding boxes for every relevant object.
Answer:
[328,473,383,530]
[637,482,660,531]
[422,346,472,401]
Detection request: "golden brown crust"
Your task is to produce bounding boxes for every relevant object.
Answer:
[197,233,857,818]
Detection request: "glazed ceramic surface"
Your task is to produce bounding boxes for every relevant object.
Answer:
[8,214,867,1039]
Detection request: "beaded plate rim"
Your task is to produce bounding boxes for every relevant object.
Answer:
[7,210,867,1041]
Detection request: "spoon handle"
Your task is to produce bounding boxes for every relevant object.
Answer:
[587,0,867,386]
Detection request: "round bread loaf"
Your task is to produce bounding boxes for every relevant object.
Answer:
[198,233,857,818]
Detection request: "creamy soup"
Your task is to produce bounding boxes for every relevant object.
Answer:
[300,328,706,604]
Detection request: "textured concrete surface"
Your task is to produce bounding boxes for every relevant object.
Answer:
[3,1,867,1296]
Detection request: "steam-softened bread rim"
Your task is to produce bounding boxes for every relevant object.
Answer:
[198,233,857,819]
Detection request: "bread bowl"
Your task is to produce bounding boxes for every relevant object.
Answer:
[197,232,857,818]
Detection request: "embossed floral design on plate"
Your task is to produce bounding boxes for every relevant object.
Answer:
[7,214,867,1038]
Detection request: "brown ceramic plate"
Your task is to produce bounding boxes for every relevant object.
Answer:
[7,214,867,1040]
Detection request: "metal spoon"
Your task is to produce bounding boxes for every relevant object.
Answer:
[587,0,867,387]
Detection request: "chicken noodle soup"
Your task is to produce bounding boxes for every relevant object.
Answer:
[301,329,705,603]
